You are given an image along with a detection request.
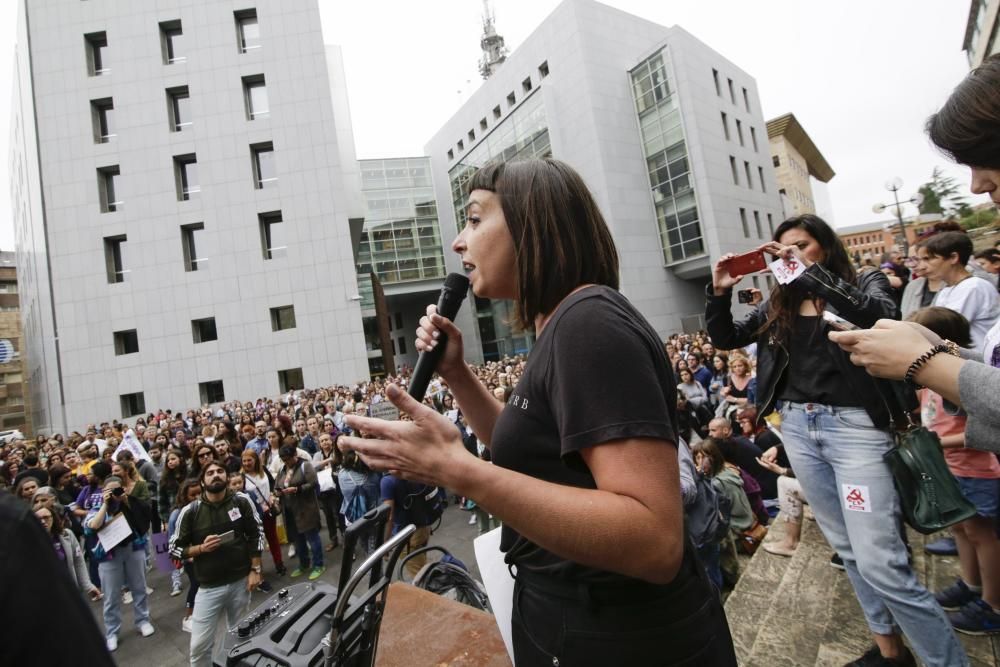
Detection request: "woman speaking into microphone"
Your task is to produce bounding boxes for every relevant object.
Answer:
[340,158,735,666]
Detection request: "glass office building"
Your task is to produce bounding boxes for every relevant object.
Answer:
[357,157,446,285]
[630,49,704,265]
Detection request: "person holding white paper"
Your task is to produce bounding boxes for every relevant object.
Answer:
[706,214,967,667]
[84,475,155,653]
[312,432,344,550]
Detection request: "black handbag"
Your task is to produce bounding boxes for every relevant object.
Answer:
[878,380,977,534]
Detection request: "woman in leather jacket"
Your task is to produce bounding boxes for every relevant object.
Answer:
[706,214,967,667]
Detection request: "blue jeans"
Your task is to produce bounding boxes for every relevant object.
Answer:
[696,542,722,591]
[294,528,323,570]
[98,546,150,640]
[778,401,967,667]
[189,579,248,667]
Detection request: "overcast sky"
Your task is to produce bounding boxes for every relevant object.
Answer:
[0,1,983,251]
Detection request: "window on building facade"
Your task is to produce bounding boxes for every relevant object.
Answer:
[120,392,145,417]
[398,336,407,354]
[270,305,296,331]
[740,208,749,237]
[480,118,488,131]
[199,380,225,404]
[538,61,549,78]
[159,20,185,64]
[113,329,138,355]
[727,78,735,104]
[506,91,516,107]
[742,87,750,112]
[251,142,276,188]
[235,9,260,52]
[468,129,475,142]
[753,210,763,237]
[712,68,720,96]
[98,166,121,213]
[767,213,774,235]
[191,317,217,343]
[278,368,304,393]
[180,222,205,271]
[91,98,115,143]
[750,126,759,152]
[522,77,532,93]
[729,156,739,185]
[720,112,729,140]
[446,149,453,161]
[258,211,285,259]
[758,166,766,193]
[744,161,753,189]
[104,235,126,283]
[736,119,744,146]
[243,75,269,120]
[85,31,109,76]
[493,105,502,120]
[174,154,199,200]
[167,86,191,131]
[773,155,781,167]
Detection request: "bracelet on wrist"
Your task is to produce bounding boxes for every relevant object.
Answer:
[904,341,960,388]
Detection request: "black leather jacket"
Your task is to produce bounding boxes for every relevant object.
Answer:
[705,263,914,429]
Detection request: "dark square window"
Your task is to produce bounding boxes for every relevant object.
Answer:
[270,305,296,331]
[278,368,304,393]
[113,329,138,355]
[159,20,185,64]
[192,317,217,343]
[85,31,108,76]
[91,98,114,143]
[120,392,145,417]
[199,380,225,404]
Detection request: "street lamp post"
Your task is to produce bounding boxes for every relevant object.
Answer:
[872,177,924,256]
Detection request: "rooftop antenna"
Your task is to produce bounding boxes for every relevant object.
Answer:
[478,0,508,79]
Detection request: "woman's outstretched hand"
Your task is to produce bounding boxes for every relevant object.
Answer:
[340,384,473,488]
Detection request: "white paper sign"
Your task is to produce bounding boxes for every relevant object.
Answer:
[474,528,514,663]
[317,467,335,493]
[114,429,152,464]
[97,514,133,552]
[768,257,807,285]
[370,402,399,421]
[842,484,872,513]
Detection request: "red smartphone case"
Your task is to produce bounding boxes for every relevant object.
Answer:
[724,251,766,276]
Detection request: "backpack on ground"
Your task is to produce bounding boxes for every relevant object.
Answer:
[399,545,491,612]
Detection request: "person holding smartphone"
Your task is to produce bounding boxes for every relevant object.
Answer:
[84,475,155,653]
[706,214,967,667]
[169,460,263,667]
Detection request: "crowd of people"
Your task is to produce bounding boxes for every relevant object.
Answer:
[0,356,523,662]
[2,53,999,667]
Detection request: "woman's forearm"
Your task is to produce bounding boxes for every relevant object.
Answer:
[442,364,504,446]
[913,354,965,406]
[451,457,683,584]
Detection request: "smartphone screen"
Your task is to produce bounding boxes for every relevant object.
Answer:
[217,530,236,545]
[821,310,859,331]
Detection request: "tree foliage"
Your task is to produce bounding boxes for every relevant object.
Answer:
[918,167,971,218]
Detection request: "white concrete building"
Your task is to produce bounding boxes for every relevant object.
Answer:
[426,0,784,358]
[10,0,369,433]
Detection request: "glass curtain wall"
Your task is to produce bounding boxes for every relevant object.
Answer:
[630,49,705,264]
[357,157,446,285]
[446,90,550,361]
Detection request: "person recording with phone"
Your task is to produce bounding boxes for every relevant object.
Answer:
[169,460,264,667]
[84,475,155,653]
[706,214,967,667]
[339,159,736,666]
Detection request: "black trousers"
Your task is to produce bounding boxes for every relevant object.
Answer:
[511,542,737,666]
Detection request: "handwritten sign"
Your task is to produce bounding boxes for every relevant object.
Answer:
[370,402,399,421]
[97,514,133,552]
[152,531,175,573]
[768,257,806,285]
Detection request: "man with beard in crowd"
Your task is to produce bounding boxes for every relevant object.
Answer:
[170,460,263,667]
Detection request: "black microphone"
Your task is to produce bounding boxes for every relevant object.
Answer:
[407,273,471,402]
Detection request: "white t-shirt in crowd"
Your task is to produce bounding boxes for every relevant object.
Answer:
[933,275,1000,355]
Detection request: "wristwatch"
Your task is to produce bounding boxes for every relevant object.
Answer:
[251,565,262,574]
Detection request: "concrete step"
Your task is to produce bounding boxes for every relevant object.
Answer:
[724,516,1000,666]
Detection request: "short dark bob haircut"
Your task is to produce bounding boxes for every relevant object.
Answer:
[917,231,973,266]
[927,53,1000,169]
[467,159,619,328]
[907,306,973,350]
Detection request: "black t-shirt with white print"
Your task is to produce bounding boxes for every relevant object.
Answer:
[490,285,679,583]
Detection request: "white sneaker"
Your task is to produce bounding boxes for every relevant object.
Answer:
[106,636,118,652]
[288,545,296,558]
[122,590,133,605]
[468,514,477,525]
[181,617,192,633]
[145,586,154,595]
[170,582,183,597]
[138,622,155,638]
